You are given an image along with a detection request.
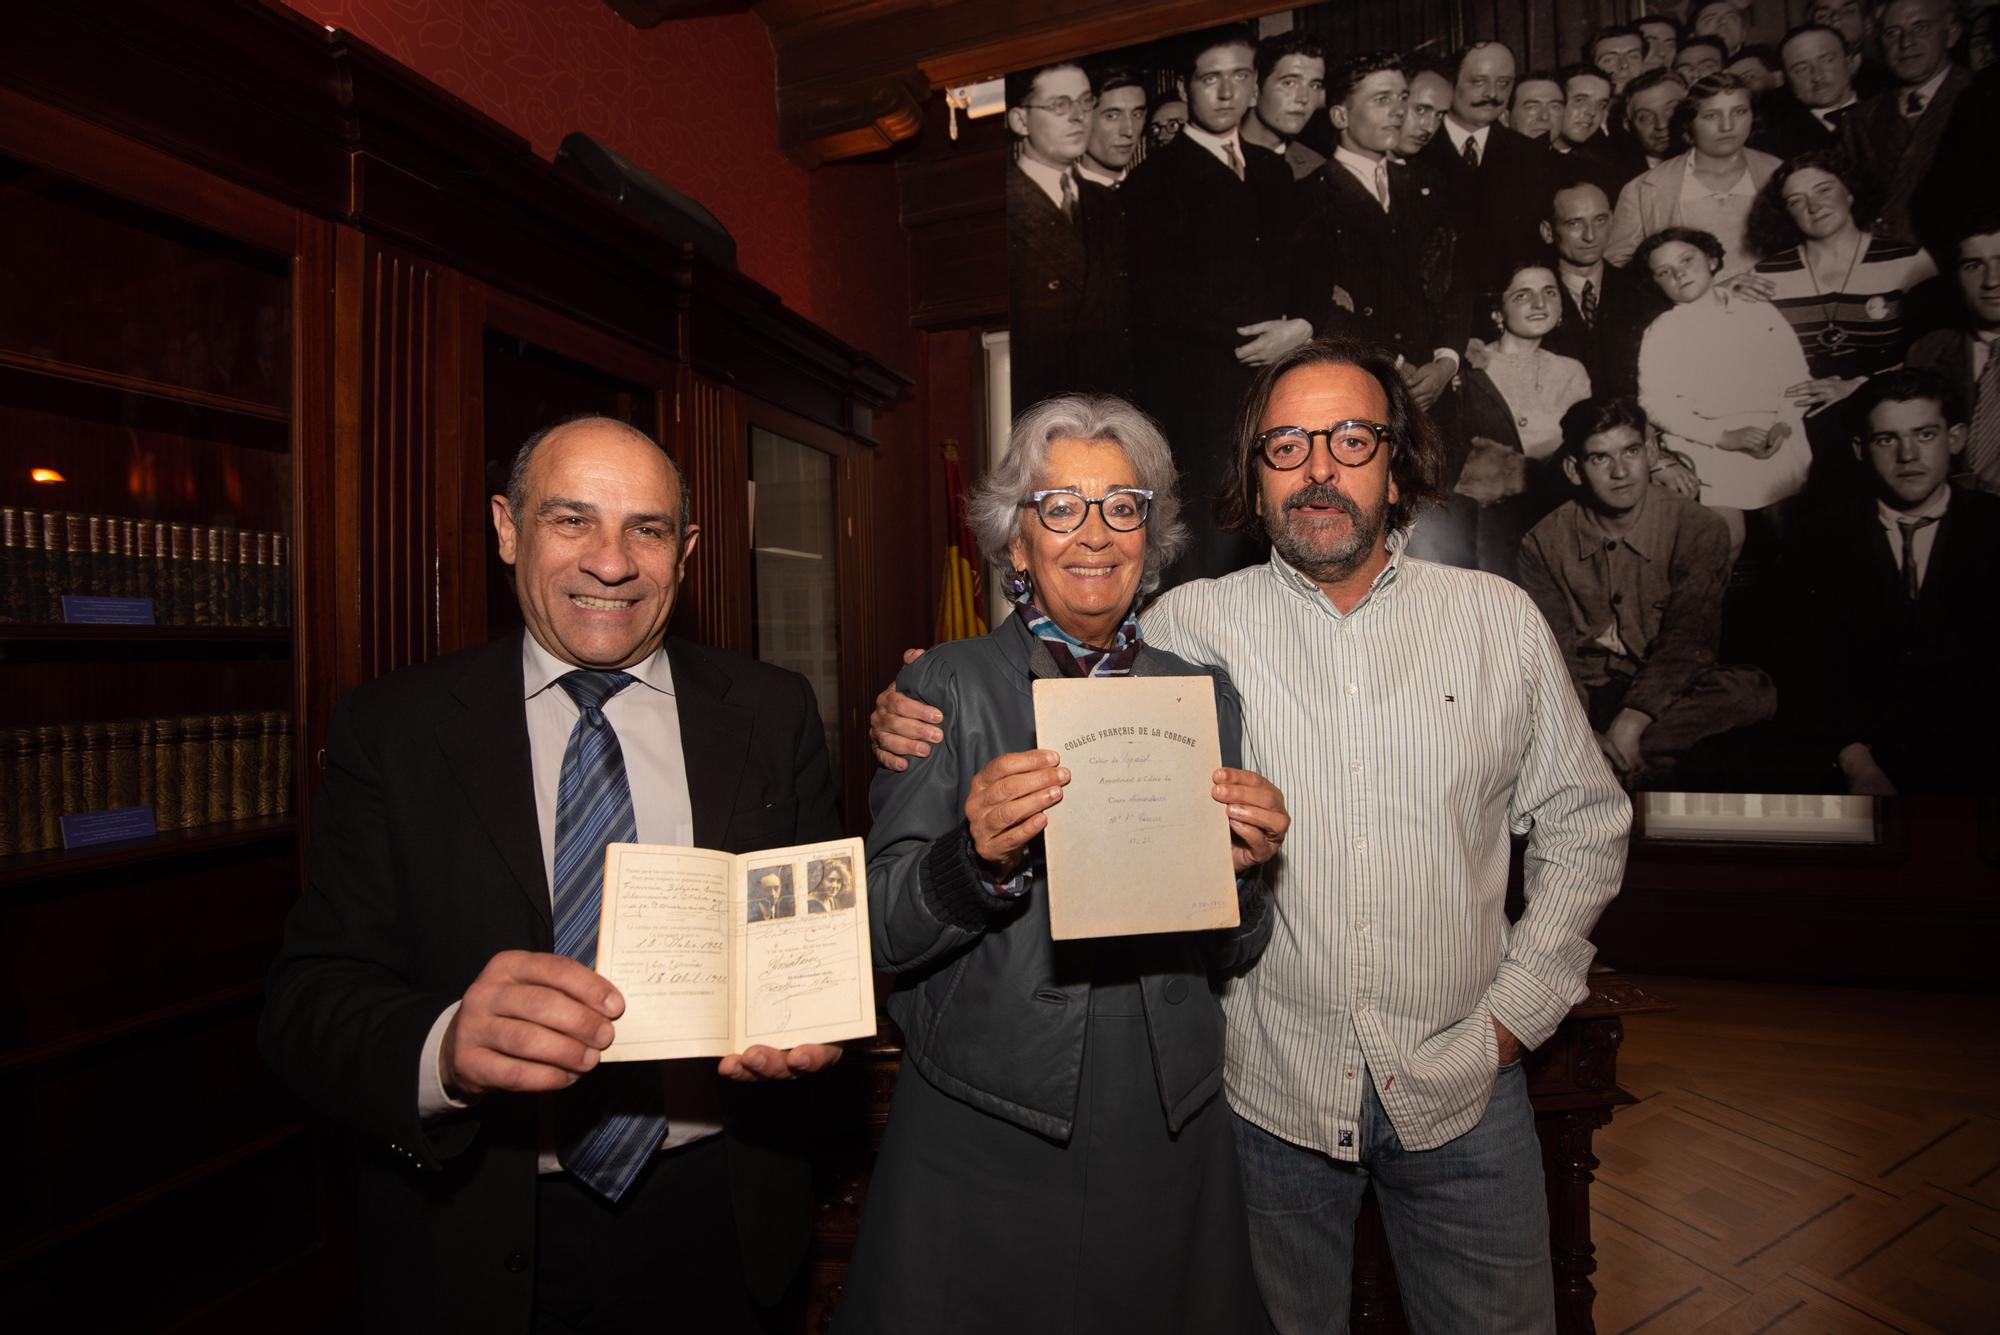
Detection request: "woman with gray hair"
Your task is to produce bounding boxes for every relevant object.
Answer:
[832,394,1289,1334]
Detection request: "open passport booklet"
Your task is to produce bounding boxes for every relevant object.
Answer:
[593,836,879,1060]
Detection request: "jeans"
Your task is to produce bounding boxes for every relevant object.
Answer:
[1233,1063,1555,1334]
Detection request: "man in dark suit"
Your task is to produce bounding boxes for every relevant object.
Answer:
[260,416,843,1333]
[1839,0,1973,244]
[1548,64,1631,203]
[1006,61,1131,407]
[1415,39,1557,301]
[1781,370,2000,793]
[1539,178,1664,400]
[1123,23,1306,580]
[1753,23,1864,162]
[1909,209,2000,493]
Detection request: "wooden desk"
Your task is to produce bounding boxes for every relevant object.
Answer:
[800,972,1669,1333]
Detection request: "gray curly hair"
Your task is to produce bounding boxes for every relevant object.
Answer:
[969,394,1189,600]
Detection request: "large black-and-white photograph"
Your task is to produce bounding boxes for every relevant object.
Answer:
[1005,0,1999,798]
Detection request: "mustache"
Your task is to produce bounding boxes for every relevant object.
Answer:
[1284,483,1361,516]
[1473,98,1503,108]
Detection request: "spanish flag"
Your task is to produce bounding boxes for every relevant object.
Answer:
[935,441,987,642]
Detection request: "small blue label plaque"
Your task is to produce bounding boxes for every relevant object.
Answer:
[60,595,158,626]
[59,805,160,850]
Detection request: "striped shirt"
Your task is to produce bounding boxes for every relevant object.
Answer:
[1756,236,1938,378]
[1141,543,1630,1159]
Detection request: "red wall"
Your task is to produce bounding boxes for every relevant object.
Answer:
[275,0,940,674]
[275,0,913,372]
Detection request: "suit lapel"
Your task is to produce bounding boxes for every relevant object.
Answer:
[666,638,751,850]
[437,633,551,930]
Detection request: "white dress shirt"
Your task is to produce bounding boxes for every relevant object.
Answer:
[1877,486,1951,589]
[1440,118,1493,162]
[1181,121,1247,174]
[1142,545,1629,1161]
[417,635,723,1166]
[1015,154,1076,210]
[1332,143,1391,210]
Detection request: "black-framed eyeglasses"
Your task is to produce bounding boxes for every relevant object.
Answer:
[1254,422,1392,471]
[1018,487,1154,533]
[1019,93,1097,119]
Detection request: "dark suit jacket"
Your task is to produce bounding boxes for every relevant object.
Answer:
[1840,64,1975,245]
[259,631,841,1333]
[1749,92,1843,164]
[1780,487,2000,792]
[1540,262,1664,401]
[1908,326,1979,421]
[1292,156,1467,368]
[1417,122,1558,298]
[1007,161,1131,406]
[1121,132,1298,577]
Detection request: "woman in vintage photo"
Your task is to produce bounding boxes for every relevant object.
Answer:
[1746,151,1939,488]
[805,858,853,913]
[1637,225,1814,556]
[832,394,1288,1335]
[1607,72,1781,278]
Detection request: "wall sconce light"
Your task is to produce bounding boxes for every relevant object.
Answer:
[30,468,65,484]
[944,78,1005,141]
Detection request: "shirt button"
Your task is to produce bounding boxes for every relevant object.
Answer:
[1518,415,1529,427]
[1350,759,1363,774]
[1356,920,1369,932]
[1345,682,1358,696]
[1357,1000,1371,1013]
[1352,837,1367,852]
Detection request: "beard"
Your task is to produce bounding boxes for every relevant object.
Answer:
[1263,479,1389,583]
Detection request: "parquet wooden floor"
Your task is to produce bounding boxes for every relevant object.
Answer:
[1589,976,2000,1335]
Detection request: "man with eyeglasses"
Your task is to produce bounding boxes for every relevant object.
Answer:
[1779,367,2000,794]
[1124,23,1309,580]
[1005,60,1132,409]
[1518,396,1773,789]
[1837,0,1971,244]
[870,338,1630,1330]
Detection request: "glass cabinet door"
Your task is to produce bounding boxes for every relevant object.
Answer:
[750,427,842,801]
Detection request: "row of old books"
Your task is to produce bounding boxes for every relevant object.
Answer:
[0,711,294,856]
[0,507,291,627]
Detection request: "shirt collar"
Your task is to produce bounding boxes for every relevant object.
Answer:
[1678,151,1758,200]
[1181,121,1244,170]
[1016,154,1075,209]
[1810,94,1859,125]
[1265,534,1405,616]
[1075,158,1123,188]
[1561,263,1605,302]
[1573,484,1670,561]
[1906,65,1951,109]
[521,633,674,702]
[1876,485,1952,532]
[1441,119,1490,155]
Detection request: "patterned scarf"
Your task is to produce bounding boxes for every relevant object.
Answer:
[1019,597,1143,677]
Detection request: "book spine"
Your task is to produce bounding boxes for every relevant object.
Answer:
[256,712,277,816]
[46,512,71,611]
[106,719,140,810]
[252,532,271,627]
[176,714,207,829]
[34,725,62,847]
[0,727,15,856]
[79,720,108,813]
[204,713,229,825]
[20,508,47,623]
[136,717,156,811]
[134,519,156,608]
[168,524,191,625]
[234,530,254,628]
[152,717,183,831]
[228,715,258,819]
[188,527,210,626]
[8,727,40,854]
[57,721,85,816]
[86,514,109,597]
[119,517,140,599]
[1,507,21,624]
[211,526,233,627]
[272,533,290,627]
[275,712,294,815]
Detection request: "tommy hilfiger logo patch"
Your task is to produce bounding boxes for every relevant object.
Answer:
[1338,1129,1355,1148]
[1444,694,1456,702]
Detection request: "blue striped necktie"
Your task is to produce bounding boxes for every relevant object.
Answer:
[551,668,665,1202]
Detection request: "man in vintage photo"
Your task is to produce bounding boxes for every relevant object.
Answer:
[1394,56,1455,160]
[1506,68,1567,144]
[260,415,843,1332]
[1415,39,1556,298]
[1238,29,1329,180]
[1075,63,1148,188]
[1539,178,1660,399]
[1754,23,1862,161]
[1909,207,2000,492]
[749,869,792,922]
[1518,397,1775,789]
[1781,369,2000,794]
[1005,60,1131,408]
[1123,23,1305,580]
[1591,24,1648,95]
[1839,0,1971,244]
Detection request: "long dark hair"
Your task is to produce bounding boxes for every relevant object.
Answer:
[1216,336,1447,538]
[1745,150,1879,258]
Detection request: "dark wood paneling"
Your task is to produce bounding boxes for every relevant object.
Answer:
[675,368,754,654]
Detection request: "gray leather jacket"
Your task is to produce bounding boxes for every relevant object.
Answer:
[866,614,1273,1141]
